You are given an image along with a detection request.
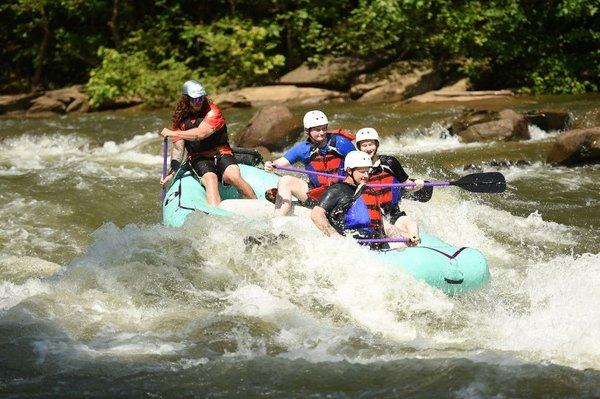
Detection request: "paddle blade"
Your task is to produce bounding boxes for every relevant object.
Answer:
[451,172,506,193]
[402,184,433,202]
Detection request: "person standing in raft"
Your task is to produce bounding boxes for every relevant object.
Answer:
[311,151,397,250]
[160,80,256,205]
[355,127,424,245]
[263,110,355,216]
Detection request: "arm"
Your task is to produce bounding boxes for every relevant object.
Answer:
[264,156,292,173]
[161,121,215,141]
[311,206,342,237]
[385,156,423,191]
[160,140,185,187]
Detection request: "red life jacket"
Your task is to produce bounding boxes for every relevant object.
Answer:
[307,130,353,189]
[362,168,395,231]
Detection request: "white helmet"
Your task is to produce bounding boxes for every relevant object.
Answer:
[355,127,379,143]
[182,80,206,98]
[344,150,373,170]
[303,110,329,130]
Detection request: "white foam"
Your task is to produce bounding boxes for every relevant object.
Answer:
[0,279,52,310]
[480,252,600,369]
[0,132,162,180]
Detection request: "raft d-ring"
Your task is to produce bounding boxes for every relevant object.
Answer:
[443,259,465,284]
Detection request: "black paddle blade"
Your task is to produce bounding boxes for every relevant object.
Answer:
[403,184,434,202]
[451,172,506,193]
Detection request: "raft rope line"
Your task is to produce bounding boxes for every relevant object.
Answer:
[420,246,467,259]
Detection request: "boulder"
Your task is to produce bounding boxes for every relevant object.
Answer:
[279,57,369,90]
[0,92,38,114]
[213,85,346,107]
[449,109,497,135]
[237,105,302,151]
[454,109,529,143]
[546,127,600,166]
[523,110,572,132]
[355,62,444,103]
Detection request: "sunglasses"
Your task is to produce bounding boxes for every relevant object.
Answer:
[190,96,204,105]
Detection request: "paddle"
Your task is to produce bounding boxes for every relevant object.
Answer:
[275,165,506,194]
[368,172,506,193]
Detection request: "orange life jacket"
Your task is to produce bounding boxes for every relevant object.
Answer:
[362,168,396,231]
[307,130,353,188]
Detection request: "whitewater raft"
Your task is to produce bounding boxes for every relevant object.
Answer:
[162,164,490,295]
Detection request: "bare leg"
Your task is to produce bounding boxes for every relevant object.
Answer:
[201,172,221,206]
[222,165,257,199]
[274,175,309,216]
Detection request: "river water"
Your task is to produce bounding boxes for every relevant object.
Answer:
[0,95,599,398]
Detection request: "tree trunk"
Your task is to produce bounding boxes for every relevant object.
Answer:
[31,8,50,92]
[108,0,120,47]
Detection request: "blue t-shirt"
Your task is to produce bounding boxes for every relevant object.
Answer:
[283,134,355,187]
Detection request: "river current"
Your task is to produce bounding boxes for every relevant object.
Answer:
[0,96,599,397]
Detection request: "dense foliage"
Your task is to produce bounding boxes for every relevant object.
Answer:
[1,0,598,107]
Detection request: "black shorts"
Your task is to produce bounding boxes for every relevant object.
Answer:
[191,153,237,178]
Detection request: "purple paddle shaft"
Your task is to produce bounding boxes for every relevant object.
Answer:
[356,237,410,244]
[368,181,450,188]
[274,165,344,180]
[275,165,449,188]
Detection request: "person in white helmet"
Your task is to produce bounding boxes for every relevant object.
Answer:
[355,127,424,245]
[311,151,395,250]
[160,80,256,205]
[264,110,355,216]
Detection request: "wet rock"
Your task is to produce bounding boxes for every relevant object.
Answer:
[237,105,302,151]
[523,110,572,132]
[449,109,497,135]
[453,109,529,143]
[547,127,600,166]
[279,57,370,90]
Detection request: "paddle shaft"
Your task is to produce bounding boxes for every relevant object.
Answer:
[275,165,344,180]
[356,237,410,244]
[275,165,429,188]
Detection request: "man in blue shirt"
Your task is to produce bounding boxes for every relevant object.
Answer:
[264,110,355,216]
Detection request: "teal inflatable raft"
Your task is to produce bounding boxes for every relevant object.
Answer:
[162,164,490,295]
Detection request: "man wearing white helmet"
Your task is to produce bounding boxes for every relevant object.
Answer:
[311,151,391,249]
[160,79,256,204]
[264,110,355,216]
[355,127,424,245]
